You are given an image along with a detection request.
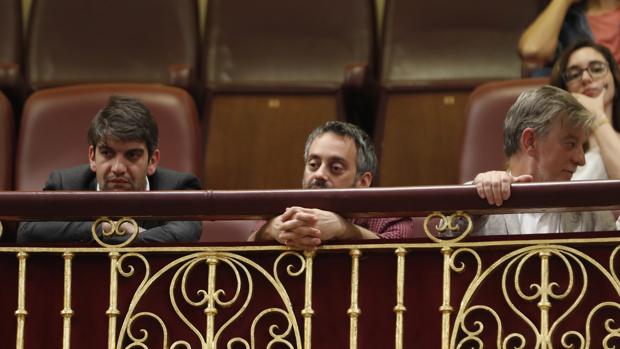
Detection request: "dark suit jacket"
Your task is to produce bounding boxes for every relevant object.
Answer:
[17,165,202,243]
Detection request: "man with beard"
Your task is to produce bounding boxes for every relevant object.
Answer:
[17,96,202,243]
[250,121,413,250]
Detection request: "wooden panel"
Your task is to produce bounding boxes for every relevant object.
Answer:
[204,95,338,189]
[378,91,469,186]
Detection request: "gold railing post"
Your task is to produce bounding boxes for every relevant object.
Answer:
[393,247,407,349]
[539,250,551,349]
[15,251,28,349]
[205,255,219,348]
[61,252,74,349]
[347,249,361,349]
[302,250,315,349]
[106,252,120,349]
[440,247,453,349]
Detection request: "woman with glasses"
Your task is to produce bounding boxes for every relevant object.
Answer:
[550,40,620,179]
[519,0,620,76]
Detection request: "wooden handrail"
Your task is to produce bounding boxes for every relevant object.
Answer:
[1,180,619,221]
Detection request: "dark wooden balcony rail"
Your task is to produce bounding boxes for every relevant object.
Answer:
[2,180,620,221]
[0,181,619,349]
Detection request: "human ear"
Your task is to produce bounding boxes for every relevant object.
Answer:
[521,128,537,156]
[146,149,160,176]
[356,172,372,188]
[88,145,97,172]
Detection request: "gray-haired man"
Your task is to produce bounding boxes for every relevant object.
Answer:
[472,86,615,235]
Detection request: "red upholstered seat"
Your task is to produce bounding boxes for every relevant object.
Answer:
[459,78,549,183]
[201,0,376,189]
[0,91,14,190]
[15,84,200,191]
[0,0,23,108]
[26,0,199,94]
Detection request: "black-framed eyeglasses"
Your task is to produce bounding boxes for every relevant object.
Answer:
[563,61,609,84]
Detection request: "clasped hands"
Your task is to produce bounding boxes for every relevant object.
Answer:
[271,206,347,250]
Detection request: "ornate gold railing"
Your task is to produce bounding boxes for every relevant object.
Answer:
[0,181,619,348]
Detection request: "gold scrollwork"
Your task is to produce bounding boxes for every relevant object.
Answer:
[116,251,306,349]
[561,302,620,349]
[450,244,620,349]
[609,244,620,286]
[125,311,192,348]
[424,211,472,243]
[91,216,139,248]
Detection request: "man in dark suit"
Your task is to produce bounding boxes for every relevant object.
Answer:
[17,96,202,243]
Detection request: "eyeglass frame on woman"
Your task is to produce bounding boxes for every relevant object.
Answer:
[563,61,609,84]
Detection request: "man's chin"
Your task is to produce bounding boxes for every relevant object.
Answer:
[553,171,574,181]
[104,183,133,191]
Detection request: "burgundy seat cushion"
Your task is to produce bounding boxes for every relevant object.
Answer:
[0,0,23,102]
[16,84,200,191]
[459,78,549,183]
[26,0,199,93]
[0,92,14,190]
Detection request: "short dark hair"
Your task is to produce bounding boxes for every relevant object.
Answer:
[550,40,620,132]
[304,121,377,177]
[87,96,159,157]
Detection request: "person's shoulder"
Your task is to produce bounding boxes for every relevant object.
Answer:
[149,167,201,190]
[572,210,616,231]
[151,167,196,182]
[471,214,507,236]
[46,164,96,190]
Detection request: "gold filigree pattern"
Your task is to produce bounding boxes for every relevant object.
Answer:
[609,244,620,286]
[449,245,620,349]
[116,251,306,349]
[9,216,620,348]
[92,217,139,248]
[561,302,620,349]
[424,211,472,243]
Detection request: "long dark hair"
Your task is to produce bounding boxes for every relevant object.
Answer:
[550,40,620,132]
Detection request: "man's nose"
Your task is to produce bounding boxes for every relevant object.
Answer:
[111,156,127,174]
[313,163,329,180]
[574,146,586,166]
